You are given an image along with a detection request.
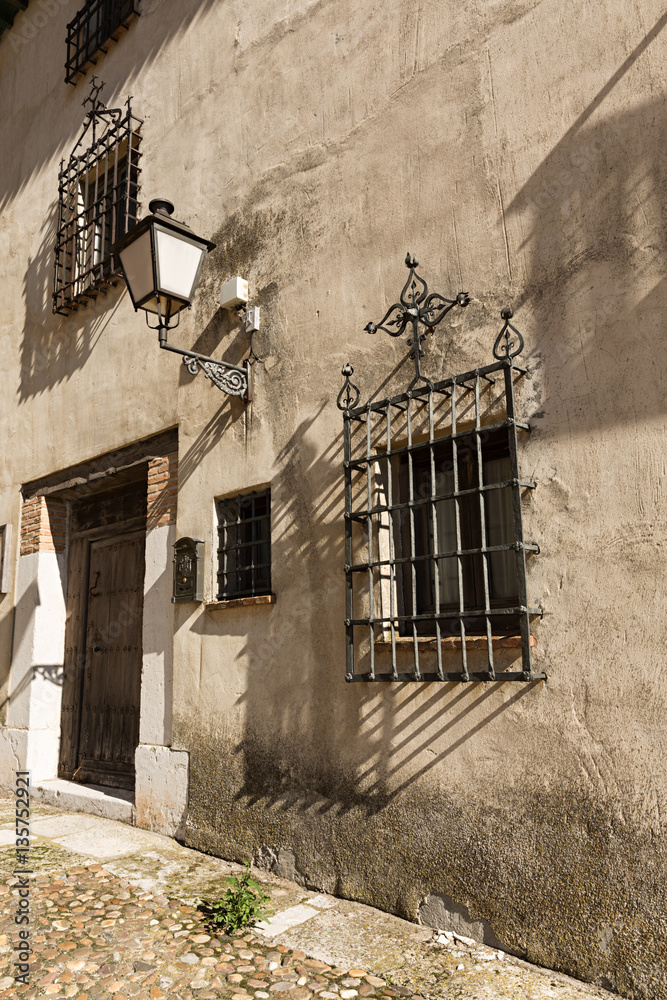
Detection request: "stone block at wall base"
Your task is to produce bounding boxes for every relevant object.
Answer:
[135,744,188,839]
[0,727,60,787]
[0,728,29,788]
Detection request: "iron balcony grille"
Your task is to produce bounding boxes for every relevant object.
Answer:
[65,0,140,86]
[53,94,142,315]
[217,490,271,600]
[341,358,542,683]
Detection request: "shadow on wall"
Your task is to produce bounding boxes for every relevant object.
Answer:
[509,11,667,437]
[13,0,219,402]
[0,566,66,721]
[206,395,540,817]
[0,0,218,214]
[18,206,127,402]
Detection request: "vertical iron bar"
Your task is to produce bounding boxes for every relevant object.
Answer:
[111,128,120,268]
[84,141,92,292]
[385,402,398,681]
[475,373,495,680]
[65,166,75,304]
[451,381,469,681]
[344,411,354,681]
[365,407,375,680]
[504,361,533,678]
[406,391,421,680]
[124,115,132,243]
[251,494,257,596]
[54,165,65,309]
[101,134,110,267]
[428,389,443,680]
[92,140,100,276]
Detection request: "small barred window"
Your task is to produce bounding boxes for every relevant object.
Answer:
[53,84,142,315]
[217,490,272,600]
[66,0,141,86]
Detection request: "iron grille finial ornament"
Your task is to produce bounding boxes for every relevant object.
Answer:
[72,77,130,152]
[82,76,106,115]
[337,364,361,413]
[493,305,525,360]
[364,253,470,387]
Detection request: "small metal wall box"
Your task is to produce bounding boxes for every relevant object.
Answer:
[172,537,204,603]
[245,305,260,333]
[219,276,249,310]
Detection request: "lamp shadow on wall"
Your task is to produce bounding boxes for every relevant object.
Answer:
[508,10,667,439]
[18,207,125,402]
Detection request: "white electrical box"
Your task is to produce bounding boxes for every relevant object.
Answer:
[219,276,249,310]
[245,306,260,333]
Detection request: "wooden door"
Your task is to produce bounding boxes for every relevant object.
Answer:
[60,529,145,789]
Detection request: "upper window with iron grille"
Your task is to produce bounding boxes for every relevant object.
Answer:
[53,84,142,315]
[217,490,272,600]
[65,1,141,86]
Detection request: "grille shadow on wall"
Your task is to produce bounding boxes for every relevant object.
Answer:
[193,370,541,820]
[15,0,218,401]
[1,0,217,214]
[19,205,125,402]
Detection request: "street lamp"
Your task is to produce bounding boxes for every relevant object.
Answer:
[111,199,250,398]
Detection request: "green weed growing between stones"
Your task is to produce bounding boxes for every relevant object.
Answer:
[201,862,270,934]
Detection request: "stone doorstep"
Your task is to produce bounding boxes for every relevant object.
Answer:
[31,779,135,825]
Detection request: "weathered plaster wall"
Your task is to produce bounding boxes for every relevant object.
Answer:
[1,1,667,997]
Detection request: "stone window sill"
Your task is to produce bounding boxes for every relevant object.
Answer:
[205,594,276,611]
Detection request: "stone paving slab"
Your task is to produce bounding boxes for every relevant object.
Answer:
[0,794,620,999]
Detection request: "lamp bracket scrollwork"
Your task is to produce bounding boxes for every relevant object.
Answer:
[181,355,249,397]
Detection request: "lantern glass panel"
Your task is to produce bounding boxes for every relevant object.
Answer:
[155,228,207,302]
[118,229,154,307]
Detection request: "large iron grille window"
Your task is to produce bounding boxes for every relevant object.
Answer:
[217,490,271,600]
[66,1,141,86]
[342,360,542,683]
[53,96,141,314]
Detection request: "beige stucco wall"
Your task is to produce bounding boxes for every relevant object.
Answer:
[1,1,667,997]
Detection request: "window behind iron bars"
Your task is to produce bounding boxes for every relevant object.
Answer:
[343,357,542,683]
[66,1,141,86]
[217,490,272,600]
[53,108,141,314]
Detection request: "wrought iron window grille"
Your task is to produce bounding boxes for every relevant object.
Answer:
[217,490,271,600]
[337,255,543,684]
[53,78,142,315]
[65,0,140,86]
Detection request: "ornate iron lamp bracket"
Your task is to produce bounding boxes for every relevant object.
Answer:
[364,253,470,387]
[148,303,250,400]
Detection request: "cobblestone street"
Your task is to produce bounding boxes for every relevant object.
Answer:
[0,795,620,1000]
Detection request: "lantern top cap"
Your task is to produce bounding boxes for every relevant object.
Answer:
[149,198,175,216]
